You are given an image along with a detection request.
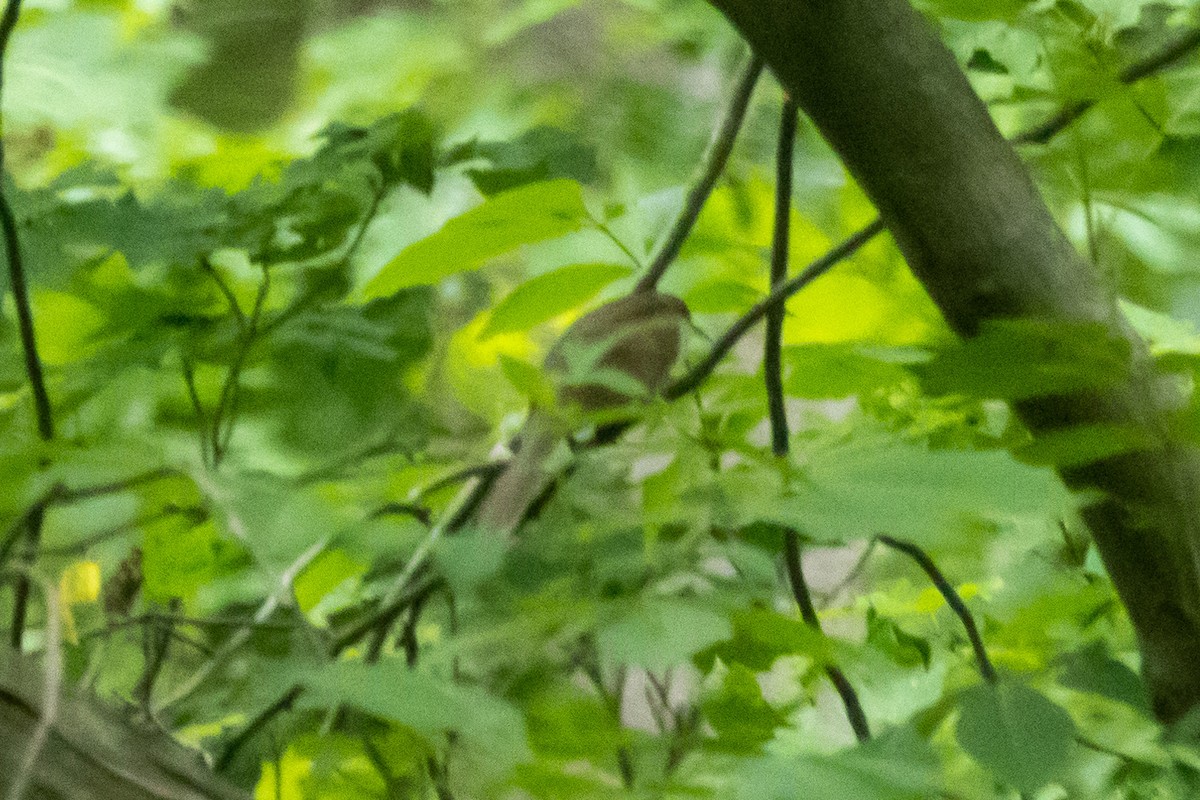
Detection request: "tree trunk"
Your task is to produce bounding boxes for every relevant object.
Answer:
[705,0,1200,724]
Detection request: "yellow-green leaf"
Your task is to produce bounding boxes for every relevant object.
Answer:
[361,179,588,299]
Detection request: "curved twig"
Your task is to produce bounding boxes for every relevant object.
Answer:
[877,534,997,683]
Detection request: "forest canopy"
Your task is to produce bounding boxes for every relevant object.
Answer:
[5,1,1200,799]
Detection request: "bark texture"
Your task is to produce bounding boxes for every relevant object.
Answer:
[705,0,1200,723]
[0,653,249,800]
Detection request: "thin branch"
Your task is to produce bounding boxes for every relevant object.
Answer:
[398,581,436,667]
[666,219,886,400]
[200,256,247,331]
[759,120,872,742]
[877,534,997,684]
[331,573,443,657]
[8,503,44,650]
[134,598,179,712]
[372,501,432,527]
[635,54,764,293]
[211,265,271,465]
[663,28,1200,401]
[258,179,389,339]
[0,486,62,569]
[413,461,508,504]
[58,467,181,504]
[215,684,305,772]
[814,539,877,608]
[155,534,328,714]
[181,360,212,466]
[0,0,51,442]
[765,96,798,457]
[218,573,445,771]
[39,505,201,557]
[589,216,644,270]
[1014,27,1200,146]
[784,532,871,742]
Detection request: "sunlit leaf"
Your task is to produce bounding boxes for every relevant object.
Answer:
[362,179,589,298]
[482,262,632,339]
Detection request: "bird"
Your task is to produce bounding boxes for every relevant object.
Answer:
[473,291,690,535]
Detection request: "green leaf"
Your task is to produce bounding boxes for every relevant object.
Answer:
[142,515,219,603]
[498,354,557,407]
[914,319,1131,400]
[361,179,588,299]
[597,597,732,670]
[1058,640,1152,714]
[481,262,632,339]
[697,607,830,672]
[782,344,913,399]
[771,438,1065,546]
[738,725,940,800]
[867,608,932,669]
[702,662,787,753]
[956,680,1076,792]
[298,661,529,770]
[433,529,508,597]
[293,549,366,614]
[1014,423,1155,468]
[526,690,628,759]
[463,126,598,196]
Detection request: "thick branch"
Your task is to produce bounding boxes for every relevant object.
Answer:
[705,0,1200,722]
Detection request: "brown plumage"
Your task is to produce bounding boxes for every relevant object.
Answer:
[474,292,689,534]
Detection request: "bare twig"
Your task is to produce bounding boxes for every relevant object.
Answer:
[765,97,798,457]
[211,265,271,465]
[0,0,51,443]
[200,257,247,331]
[58,467,181,504]
[664,26,1200,400]
[8,503,44,650]
[39,505,202,557]
[667,219,885,400]
[783,532,872,742]
[1014,27,1200,146]
[258,180,389,340]
[134,598,180,712]
[155,535,328,714]
[635,54,764,293]
[877,535,997,683]
[215,684,305,772]
[761,105,871,742]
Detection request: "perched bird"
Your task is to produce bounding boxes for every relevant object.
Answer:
[473,291,689,534]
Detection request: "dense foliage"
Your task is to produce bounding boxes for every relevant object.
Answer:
[7,1,1200,798]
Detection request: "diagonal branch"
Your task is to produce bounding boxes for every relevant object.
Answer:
[763,96,870,743]
[635,54,764,293]
[877,535,997,683]
[703,0,1200,722]
[668,20,1200,402]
